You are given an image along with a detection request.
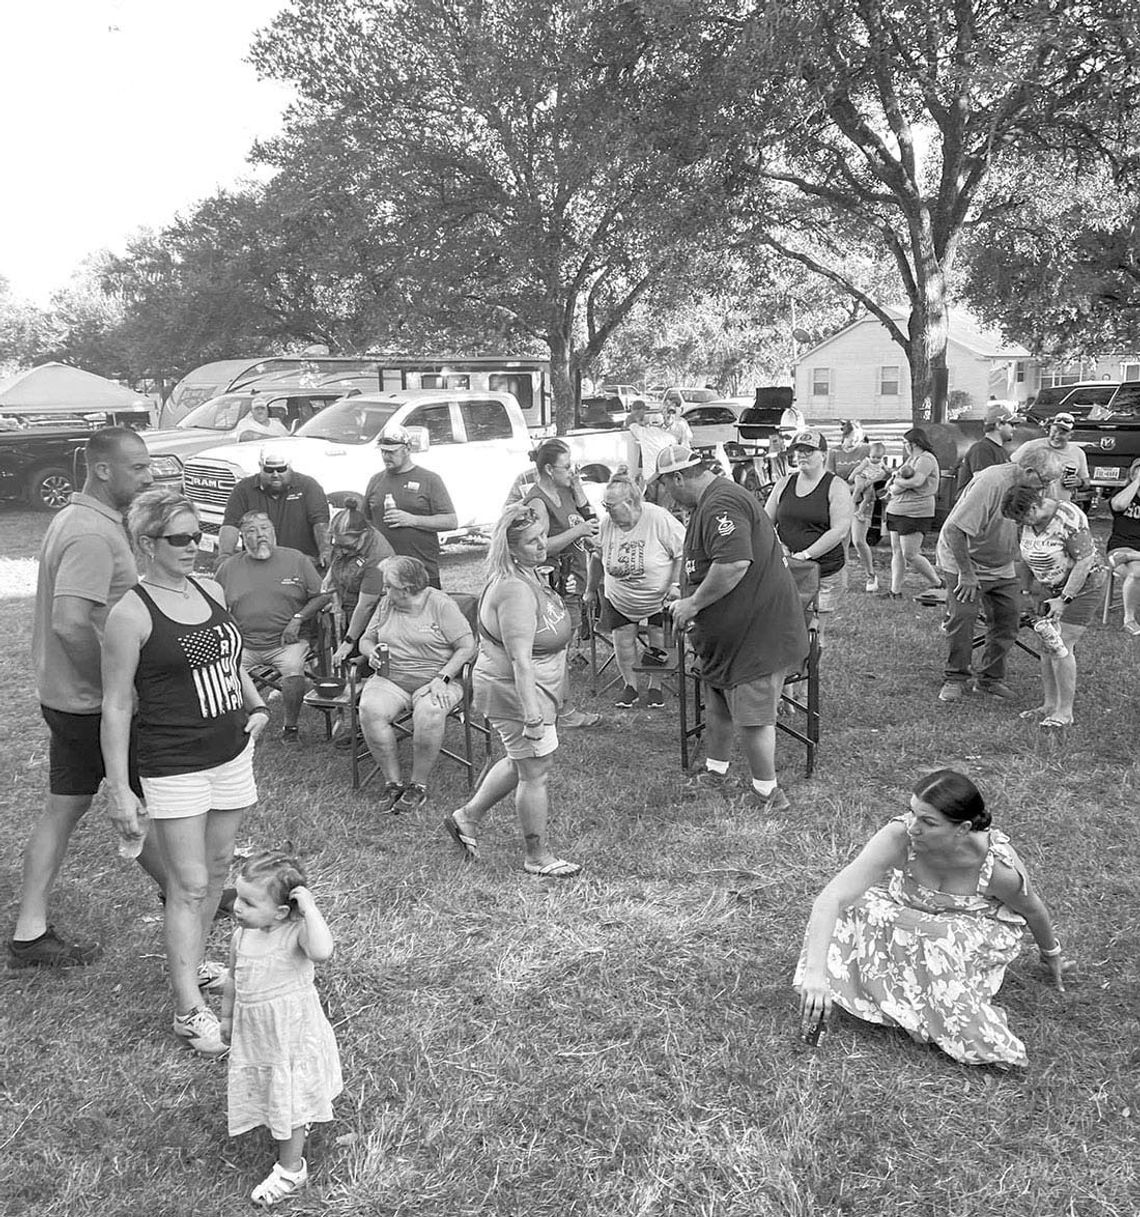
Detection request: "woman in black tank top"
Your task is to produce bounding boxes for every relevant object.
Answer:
[102,489,269,1058]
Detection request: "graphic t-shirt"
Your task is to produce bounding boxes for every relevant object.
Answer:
[360,587,472,694]
[1108,495,1140,550]
[1019,501,1102,591]
[363,465,455,587]
[215,547,323,651]
[598,502,686,619]
[683,478,808,688]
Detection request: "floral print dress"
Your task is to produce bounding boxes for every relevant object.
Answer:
[795,816,1031,1067]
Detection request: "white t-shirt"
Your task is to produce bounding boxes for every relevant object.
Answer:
[598,502,686,619]
[628,422,674,481]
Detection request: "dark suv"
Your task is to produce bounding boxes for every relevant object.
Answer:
[1068,382,1140,490]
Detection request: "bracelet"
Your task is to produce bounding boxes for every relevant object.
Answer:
[1039,939,1062,958]
[247,705,270,717]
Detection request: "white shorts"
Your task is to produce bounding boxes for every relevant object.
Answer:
[140,739,257,820]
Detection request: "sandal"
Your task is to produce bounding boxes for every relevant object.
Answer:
[251,1159,308,1207]
[523,858,582,878]
[442,812,479,860]
[559,709,602,729]
[1018,706,1050,720]
[1124,620,1140,636]
[1039,716,1072,730]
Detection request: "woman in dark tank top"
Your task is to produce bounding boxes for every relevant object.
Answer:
[765,429,854,582]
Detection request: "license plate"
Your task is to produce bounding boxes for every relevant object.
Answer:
[1093,465,1124,482]
[197,532,217,553]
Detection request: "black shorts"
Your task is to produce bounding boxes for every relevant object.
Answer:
[599,596,665,632]
[41,706,142,798]
[885,513,934,537]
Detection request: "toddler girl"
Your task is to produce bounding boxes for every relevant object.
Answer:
[221,850,343,1207]
[849,443,890,591]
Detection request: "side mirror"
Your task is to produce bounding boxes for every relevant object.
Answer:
[404,425,430,453]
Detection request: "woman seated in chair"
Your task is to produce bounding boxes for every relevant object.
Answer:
[327,496,394,663]
[586,472,685,709]
[356,556,477,813]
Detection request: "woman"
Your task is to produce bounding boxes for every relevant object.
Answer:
[795,769,1066,1068]
[1001,483,1105,728]
[881,427,944,600]
[102,488,268,1059]
[826,419,869,481]
[442,503,580,877]
[356,556,477,812]
[765,428,853,614]
[1106,457,1140,635]
[520,438,601,728]
[586,473,685,709]
[327,496,395,664]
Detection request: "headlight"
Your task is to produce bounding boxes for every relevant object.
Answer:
[150,455,183,479]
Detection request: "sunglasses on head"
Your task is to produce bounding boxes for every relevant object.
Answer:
[506,505,540,533]
[158,531,202,548]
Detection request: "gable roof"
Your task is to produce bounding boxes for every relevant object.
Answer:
[0,362,150,410]
[798,305,1031,362]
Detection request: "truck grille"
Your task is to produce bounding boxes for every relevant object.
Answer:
[183,459,237,511]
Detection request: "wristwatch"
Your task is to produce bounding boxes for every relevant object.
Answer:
[1060,594,1074,605]
[439,674,451,685]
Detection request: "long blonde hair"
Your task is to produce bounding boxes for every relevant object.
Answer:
[485,502,544,584]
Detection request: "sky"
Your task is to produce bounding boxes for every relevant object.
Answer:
[0,0,294,305]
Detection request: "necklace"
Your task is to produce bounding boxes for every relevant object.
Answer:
[141,575,192,599]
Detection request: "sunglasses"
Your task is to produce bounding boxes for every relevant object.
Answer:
[158,531,203,548]
[506,505,541,533]
[261,464,289,474]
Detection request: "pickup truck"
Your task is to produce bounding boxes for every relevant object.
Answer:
[0,421,91,510]
[181,389,630,550]
[1069,381,1140,491]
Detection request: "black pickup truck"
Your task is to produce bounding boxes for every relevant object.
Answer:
[0,421,90,510]
[1069,382,1140,492]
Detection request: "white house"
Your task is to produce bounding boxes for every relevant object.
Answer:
[793,305,1041,421]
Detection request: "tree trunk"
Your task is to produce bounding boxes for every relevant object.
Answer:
[547,330,577,434]
[906,259,950,425]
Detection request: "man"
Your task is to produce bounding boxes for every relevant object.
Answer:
[626,402,674,492]
[954,404,1021,498]
[215,512,330,742]
[362,425,457,589]
[8,427,165,967]
[1010,412,1090,502]
[219,446,330,565]
[236,399,288,442]
[659,446,808,813]
[935,445,1066,702]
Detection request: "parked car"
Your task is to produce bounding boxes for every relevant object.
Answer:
[681,400,749,449]
[1027,381,1118,425]
[661,386,722,410]
[0,422,90,510]
[598,384,645,410]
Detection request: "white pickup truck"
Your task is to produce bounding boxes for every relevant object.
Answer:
[181,389,632,550]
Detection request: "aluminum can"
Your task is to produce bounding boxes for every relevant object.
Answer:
[1033,616,1068,658]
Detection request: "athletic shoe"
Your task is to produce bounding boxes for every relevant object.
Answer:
[6,925,102,969]
[376,781,405,813]
[685,769,730,792]
[864,577,879,593]
[614,685,639,708]
[396,782,428,813]
[196,960,228,993]
[972,679,1016,700]
[938,681,965,702]
[172,1006,228,1057]
[645,688,666,708]
[751,786,791,814]
[251,1159,308,1206]
[878,590,902,600]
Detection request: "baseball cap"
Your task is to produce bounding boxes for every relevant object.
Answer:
[656,445,704,475]
[789,428,827,452]
[984,404,1025,426]
[1050,411,1076,431]
[259,445,291,469]
[378,424,413,449]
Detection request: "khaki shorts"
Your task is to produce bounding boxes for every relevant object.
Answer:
[816,566,847,614]
[358,675,463,721]
[706,669,788,728]
[241,641,310,678]
[492,718,559,760]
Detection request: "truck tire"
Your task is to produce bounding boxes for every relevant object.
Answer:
[27,465,75,511]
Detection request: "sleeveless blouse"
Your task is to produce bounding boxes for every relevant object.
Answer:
[775,471,845,575]
[131,578,248,777]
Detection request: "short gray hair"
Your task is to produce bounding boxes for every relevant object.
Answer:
[381,555,430,594]
[1018,446,1066,481]
[604,472,642,505]
[238,510,273,532]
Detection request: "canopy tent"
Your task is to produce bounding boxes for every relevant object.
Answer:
[0,363,151,412]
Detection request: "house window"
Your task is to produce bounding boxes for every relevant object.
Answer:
[1123,363,1140,382]
[879,366,900,397]
[1015,361,1026,383]
[811,368,830,397]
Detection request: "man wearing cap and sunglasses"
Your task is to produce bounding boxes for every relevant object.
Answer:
[363,425,458,590]
[657,445,808,813]
[1010,412,1089,503]
[954,404,1022,499]
[219,447,331,566]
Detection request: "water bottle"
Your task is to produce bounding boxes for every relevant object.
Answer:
[1032,616,1068,658]
[383,493,396,514]
[117,814,148,861]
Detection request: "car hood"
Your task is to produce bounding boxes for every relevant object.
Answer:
[144,427,248,457]
[188,435,366,475]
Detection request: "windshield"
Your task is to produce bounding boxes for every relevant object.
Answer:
[682,388,719,404]
[176,394,254,431]
[296,398,397,443]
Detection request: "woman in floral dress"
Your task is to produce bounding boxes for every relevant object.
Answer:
[795,770,1066,1067]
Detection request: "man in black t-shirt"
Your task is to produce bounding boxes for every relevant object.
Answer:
[658,446,807,814]
[219,447,330,565]
[363,425,458,589]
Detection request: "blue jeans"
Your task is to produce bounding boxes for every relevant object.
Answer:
[939,572,1020,686]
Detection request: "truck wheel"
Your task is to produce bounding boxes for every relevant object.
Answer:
[27,465,75,511]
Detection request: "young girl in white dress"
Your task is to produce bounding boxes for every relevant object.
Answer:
[221,850,343,1206]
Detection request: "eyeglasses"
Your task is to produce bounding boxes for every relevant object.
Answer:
[158,531,203,548]
[261,464,289,474]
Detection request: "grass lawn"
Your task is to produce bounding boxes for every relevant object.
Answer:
[1,502,1138,1217]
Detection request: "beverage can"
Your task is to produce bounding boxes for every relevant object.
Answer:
[375,642,390,677]
[1033,616,1068,657]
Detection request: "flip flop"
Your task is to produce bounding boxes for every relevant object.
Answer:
[1018,706,1050,720]
[1124,621,1140,636]
[523,858,582,878]
[442,812,479,860]
[1039,716,1072,730]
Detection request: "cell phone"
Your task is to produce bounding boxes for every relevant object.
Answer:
[803,1014,826,1047]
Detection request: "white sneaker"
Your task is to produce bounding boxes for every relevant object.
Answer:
[196,960,228,993]
[865,577,879,593]
[172,1005,228,1057]
[251,1159,308,1206]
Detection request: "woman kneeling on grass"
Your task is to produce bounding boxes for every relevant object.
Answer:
[1001,482,1105,730]
[795,770,1066,1068]
[442,503,580,878]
